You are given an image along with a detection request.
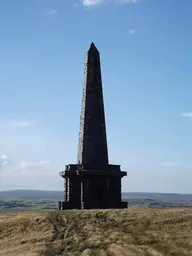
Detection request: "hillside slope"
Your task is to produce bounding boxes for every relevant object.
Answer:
[0,209,192,256]
[1,190,191,201]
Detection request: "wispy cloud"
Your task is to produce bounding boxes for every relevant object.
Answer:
[120,0,137,3]
[0,154,54,190]
[1,154,8,160]
[0,154,51,171]
[7,120,36,129]
[159,162,180,168]
[129,29,137,35]
[181,112,192,118]
[0,154,9,168]
[82,0,103,6]
[44,9,58,16]
[81,0,137,6]
[20,160,51,169]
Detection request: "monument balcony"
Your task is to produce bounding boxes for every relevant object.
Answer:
[59,165,127,178]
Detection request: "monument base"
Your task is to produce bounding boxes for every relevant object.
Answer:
[58,200,128,210]
[58,164,128,210]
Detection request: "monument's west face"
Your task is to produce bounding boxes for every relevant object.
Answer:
[77,43,108,169]
[59,43,128,210]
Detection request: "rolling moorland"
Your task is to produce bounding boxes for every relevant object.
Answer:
[0,191,192,256]
[0,208,192,256]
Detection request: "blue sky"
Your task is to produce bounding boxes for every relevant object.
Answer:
[0,0,192,193]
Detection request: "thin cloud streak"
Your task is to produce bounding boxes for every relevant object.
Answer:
[6,120,36,129]
[20,160,51,169]
[44,9,58,16]
[181,112,192,118]
[0,154,54,190]
[81,0,137,6]
[159,162,180,168]
[82,0,103,6]
[129,29,137,35]
[121,0,137,3]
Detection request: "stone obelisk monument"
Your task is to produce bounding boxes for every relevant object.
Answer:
[77,42,109,169]
[59,43,128,210]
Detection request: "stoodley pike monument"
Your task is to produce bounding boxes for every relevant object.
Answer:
[59,43,128,210]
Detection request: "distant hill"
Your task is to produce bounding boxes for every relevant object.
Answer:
[0,189,191,201]
[0,190,63,199]
[123,192,192,201]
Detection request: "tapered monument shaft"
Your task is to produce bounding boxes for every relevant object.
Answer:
[59,43,128,210]
[77,43,109,169]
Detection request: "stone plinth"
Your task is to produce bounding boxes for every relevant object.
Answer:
[59,164,128,209]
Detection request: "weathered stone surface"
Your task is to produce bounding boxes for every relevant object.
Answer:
[59,43,128,210]
[77,43,109,169]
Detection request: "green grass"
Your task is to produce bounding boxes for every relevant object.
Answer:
[1,197,191,213]
[0,198,57,212]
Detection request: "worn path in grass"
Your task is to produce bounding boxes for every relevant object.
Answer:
[0,209,192,256]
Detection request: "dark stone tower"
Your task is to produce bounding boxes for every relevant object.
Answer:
[77,42,108,169]
[59,43,128,210]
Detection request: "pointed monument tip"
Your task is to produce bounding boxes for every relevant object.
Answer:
[90,42,95,48]
[88,42,99,52]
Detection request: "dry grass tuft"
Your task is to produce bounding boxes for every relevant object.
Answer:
[0,212,53,256]
[0,209,192,256]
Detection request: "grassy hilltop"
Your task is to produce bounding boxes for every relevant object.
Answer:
[0,208,192,256]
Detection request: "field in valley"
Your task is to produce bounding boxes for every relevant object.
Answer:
[0,208,192,256]
[0,190,191,212]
